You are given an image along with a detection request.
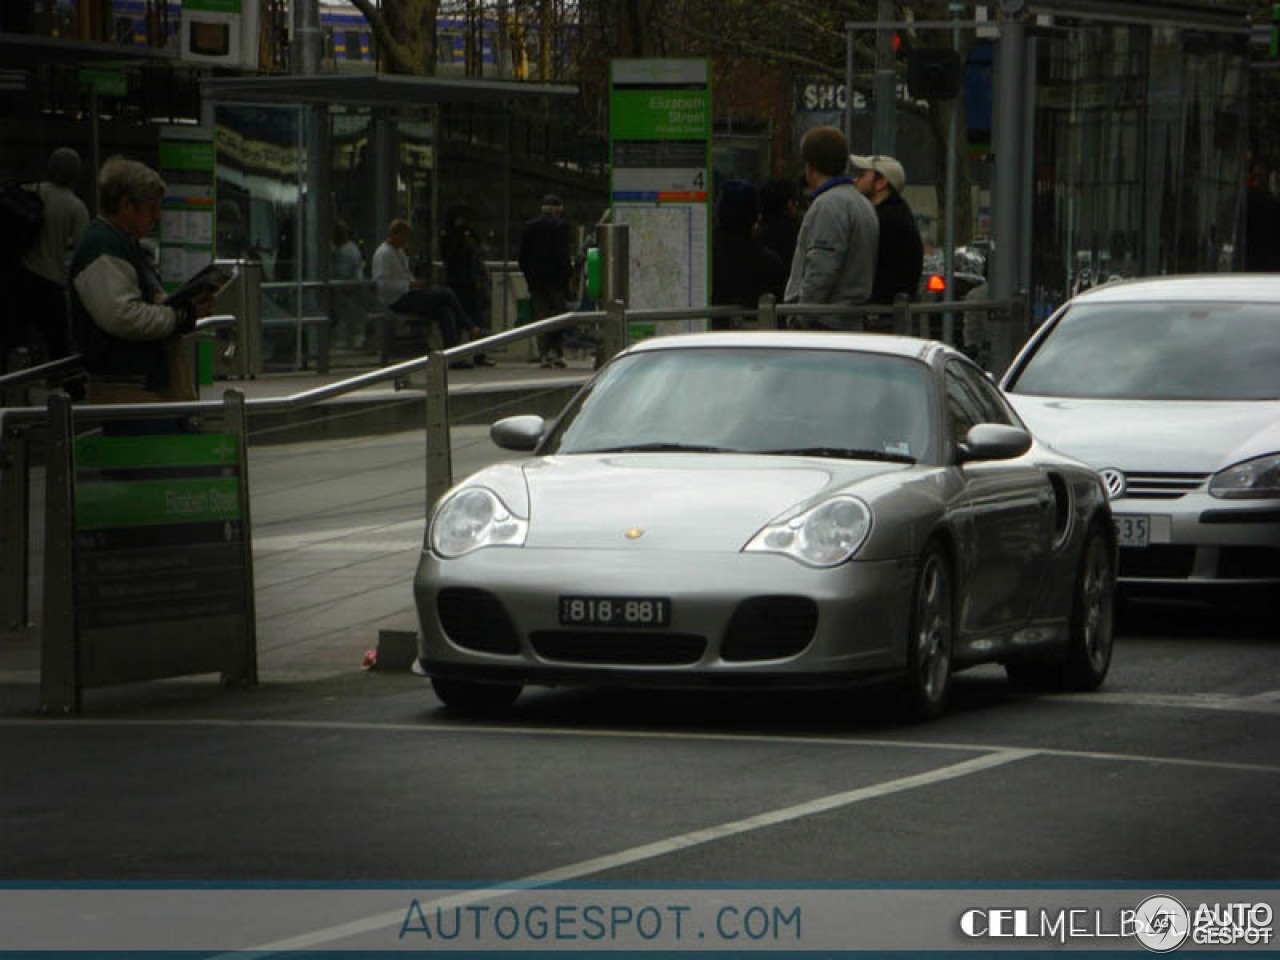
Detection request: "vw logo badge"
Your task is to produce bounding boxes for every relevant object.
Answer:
[1099,468,1126,499]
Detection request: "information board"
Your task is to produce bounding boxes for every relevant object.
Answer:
[158,128,217,292]
[609,59,711,330]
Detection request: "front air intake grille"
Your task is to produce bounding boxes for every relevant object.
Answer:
[530,632,706,665]
[721,596,818,662]
[1118,472,1207,500]
[438,588,520,654]
[1118,545,1195,579]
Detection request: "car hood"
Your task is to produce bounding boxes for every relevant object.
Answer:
[519,453,904,550]
[1007,395,1280,472]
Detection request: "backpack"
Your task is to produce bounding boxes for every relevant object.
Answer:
[0,179,45,261]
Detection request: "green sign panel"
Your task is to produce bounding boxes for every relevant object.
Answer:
[158,139,216,173]
[76,433,238,470]
[75,433,241,530]
[78,68,127,97]
[609,90,710,139]
[76,478,242,531]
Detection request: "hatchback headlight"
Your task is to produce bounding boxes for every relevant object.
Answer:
[744,496,873,567]
[1209,453,1280,500]
[430,487,528,557]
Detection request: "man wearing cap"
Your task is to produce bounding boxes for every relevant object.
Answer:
[851,154,924,305]
[784,125,879,329]
[518,193,574,367]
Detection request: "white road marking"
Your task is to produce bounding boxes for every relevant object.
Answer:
[226,749,1035,954]
[1042,689,1280,715]
[3,715,1279,775]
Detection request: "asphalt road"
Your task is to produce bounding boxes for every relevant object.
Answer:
[1,427,1276,952]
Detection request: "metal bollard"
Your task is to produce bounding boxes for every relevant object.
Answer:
[892,295,911,336]
[757,293,778,330]
[424,350,453,514]
[595,299,627,368]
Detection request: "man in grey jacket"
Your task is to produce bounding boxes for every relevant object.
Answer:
[783,126,879,329]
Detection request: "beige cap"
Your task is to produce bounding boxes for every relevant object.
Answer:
[849,154,906,193]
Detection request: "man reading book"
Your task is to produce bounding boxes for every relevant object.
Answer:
[70,156,213,402]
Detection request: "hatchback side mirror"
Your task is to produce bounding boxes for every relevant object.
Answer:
[958,423,1032,463]
[490,414,546,452]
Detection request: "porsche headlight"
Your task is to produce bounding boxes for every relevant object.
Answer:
[744,496,873,567]
[1209,453,1280,500]
[430,487,528,557]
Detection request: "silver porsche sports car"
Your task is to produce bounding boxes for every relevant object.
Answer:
[1001,275,1280,592]
[414,332,1115,720]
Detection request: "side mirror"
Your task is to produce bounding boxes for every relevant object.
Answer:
[957,423,1032,463]
[490,414,546,452]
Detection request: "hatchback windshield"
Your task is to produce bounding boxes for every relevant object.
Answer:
[1008,302,1280,400]
[543,347,933,463]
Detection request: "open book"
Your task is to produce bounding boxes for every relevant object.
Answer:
[165,261,237,311]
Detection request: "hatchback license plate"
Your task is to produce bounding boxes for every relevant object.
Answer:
[560,596,671,628]
[1113,514,1150,548]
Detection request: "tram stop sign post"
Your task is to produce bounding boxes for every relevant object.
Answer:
[40,392,258,714]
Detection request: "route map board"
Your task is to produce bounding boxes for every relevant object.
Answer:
[609,58,711,332]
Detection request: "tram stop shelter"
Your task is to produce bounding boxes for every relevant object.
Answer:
[197,73,580,369]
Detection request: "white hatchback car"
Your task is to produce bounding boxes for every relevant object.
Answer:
[1001,275,1280,592]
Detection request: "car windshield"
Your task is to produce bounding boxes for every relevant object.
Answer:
[1008,302,1280,400]
[543,346,933,462]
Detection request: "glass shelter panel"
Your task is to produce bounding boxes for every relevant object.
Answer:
[1030,19,1247,322]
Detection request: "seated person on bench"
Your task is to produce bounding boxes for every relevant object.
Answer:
[371,218,476,355]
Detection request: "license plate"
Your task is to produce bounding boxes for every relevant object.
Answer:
[559,596,671,628]
[1113,514,1150,548]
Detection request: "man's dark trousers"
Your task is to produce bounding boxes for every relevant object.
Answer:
[389,288,463,348]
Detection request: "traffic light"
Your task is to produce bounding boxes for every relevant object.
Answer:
[908,48,963,101]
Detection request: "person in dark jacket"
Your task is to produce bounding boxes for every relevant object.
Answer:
[850,154,924,306]
[70,156,211,402]
[518,194,574,367]
[711,179,785,328]
[439,204,495,367]
[755,177,801,274]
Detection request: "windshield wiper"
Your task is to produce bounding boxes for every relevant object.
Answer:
[753,446,916,464]
[583,442,734,454]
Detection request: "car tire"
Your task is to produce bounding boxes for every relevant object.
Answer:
[1061,520,1116,690]
[901,544,953,722]
[431,678,522,715]
[1006,520,1115,691]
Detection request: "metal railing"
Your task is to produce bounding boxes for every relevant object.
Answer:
[1,293,1029,640]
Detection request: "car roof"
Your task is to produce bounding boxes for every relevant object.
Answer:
[1071,274,1280,304]
[623,330,954,363]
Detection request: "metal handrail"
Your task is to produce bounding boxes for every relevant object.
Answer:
[0,354,84,392]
